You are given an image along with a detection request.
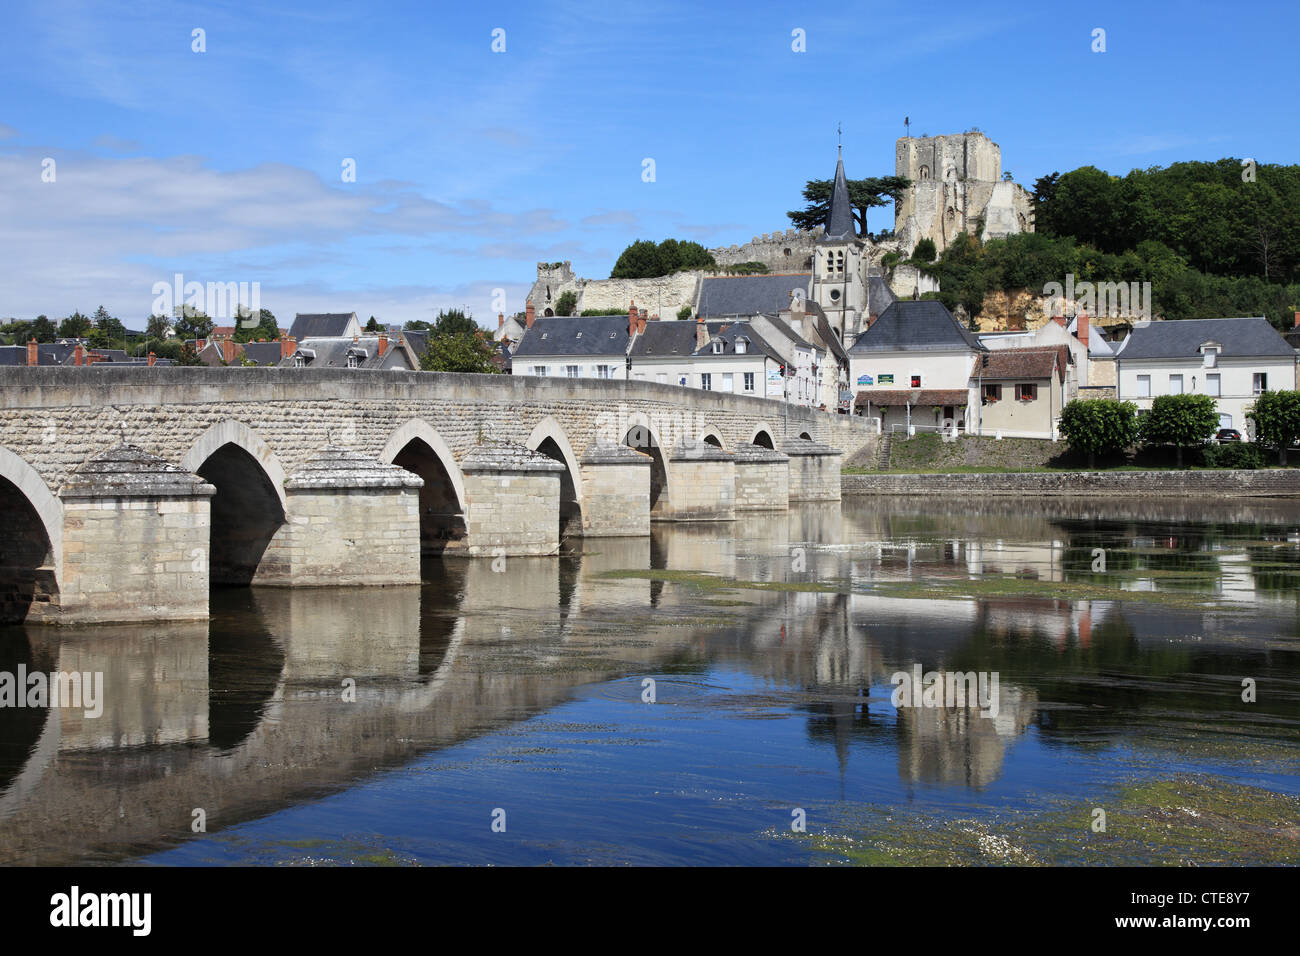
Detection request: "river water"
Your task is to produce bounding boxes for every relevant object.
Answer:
[1,496,1298,866]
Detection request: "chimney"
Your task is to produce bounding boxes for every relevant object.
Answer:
[378,332,388,357]
[74,342,84,367]
[280,335,296,360]
[1077,312,1089,347]
[222,337,235,364]
[696,313,708,350]
[639,308,648,324]
[628,301,637,337]
[637,316,646,335]
[1052,315,1067,327]
[498,312,504,329]
[1293,311,1299,328]
[525,302,536,329]
[867,314,878,328]
[147,351,157,367]
[197,338,206,352]
[26,338,38,367]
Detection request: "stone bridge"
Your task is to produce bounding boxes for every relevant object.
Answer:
[0,367,874,625]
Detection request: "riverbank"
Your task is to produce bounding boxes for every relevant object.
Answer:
[841,468,1300,497]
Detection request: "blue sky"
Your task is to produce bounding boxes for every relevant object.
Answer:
[1,0,1296,328]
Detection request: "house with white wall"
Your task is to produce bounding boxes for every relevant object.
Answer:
[1114,317,1297,438]
[849,300,986,433]
[512,313,633,380]
[628,317,783,400]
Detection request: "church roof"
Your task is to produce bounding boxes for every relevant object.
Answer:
[820,150,855,242]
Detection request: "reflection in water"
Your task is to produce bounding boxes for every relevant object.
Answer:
[0,495,1297,865]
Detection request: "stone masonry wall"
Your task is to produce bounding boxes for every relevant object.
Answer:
[734,460,788,511]
[842,469,1300,498]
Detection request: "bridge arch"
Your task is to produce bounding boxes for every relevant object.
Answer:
[381,419,468,556]
[698,425,725,450]
[526,416,584,541]
[181,420,289,586]
[749,424,776,449]
[623,411,670,516]
[0,446,62,622]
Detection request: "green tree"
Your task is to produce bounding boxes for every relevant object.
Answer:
[1057,398,1140,468]
[419,331,499,373]
[1246,389,1300,464]
[787,174,912,236]
[31,316,57,343]
[233,308,279,343]
[146,314,172,340]
[173,310,214,341]
[677,305,693,320]
[610,239,716,279]
[554,291,578,317]
[911,238,936,262]
[431,308,478,337]
[364,316,381,333]
[1139,393,1219,467]
[59,311,92,338]
[404,319,432,331]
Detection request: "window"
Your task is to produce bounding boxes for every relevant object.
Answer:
[983,384,1001,403]
[1135,374,1151,398]
[566,365,580,378]
[596,365,613,379]
[910,374,922,388]
[1017,383,1037,401]
[347,353,359,369]
[700,373,712,391]
[744,372,755,391]
[1254,372,1268,395]
[712,341,723,354]
[532,365,548,376]
[1207,373,1221,397]
[293,354,306,368]
[736,339,747,354]
[1169,374,1183,394]
[720,373,734,393]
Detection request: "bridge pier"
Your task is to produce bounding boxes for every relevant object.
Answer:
[51,445,214,625]
[580,442,651,536]
[662,441,735,521]
[255,447,423,587]
[732,444,790,511]
[460,442,563,556]
[782,438,843,502]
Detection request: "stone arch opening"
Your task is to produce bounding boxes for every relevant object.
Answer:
[525,417,584,545]
[750,425,776,449]
[381,421,468,557]
[698,426,725,450]
[702,435,721,448]
[624,424,669,516]
[799,431,813,441]
[0,475,57,624]
[195,443,286,586]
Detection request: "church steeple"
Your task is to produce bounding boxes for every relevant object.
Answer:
[821,146,855,241]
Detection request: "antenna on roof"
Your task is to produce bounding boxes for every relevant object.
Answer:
[837,122,842,155]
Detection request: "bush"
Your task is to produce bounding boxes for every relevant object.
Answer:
[1203,442,1267,470]
[554,291,578,316]
[911,238,937,262]
[677,305,692,320]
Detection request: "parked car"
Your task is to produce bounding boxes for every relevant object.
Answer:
[1216,428,1243,443]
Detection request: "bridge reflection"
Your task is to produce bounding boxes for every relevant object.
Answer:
[1,497,1297,864]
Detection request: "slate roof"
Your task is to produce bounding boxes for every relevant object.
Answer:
[288,312,357,340]
[242,341,284,366]
[402,329,429,358]
[1115,317,1293,360]
[848,300,986,353]
[820,150,856,242]
[0,346,26,366]
[284,336,414,370]
[976,347,1065,383]
[696,273,811,317]
[867,272,897,316]
[513,315,631,358]
[698,322,784,363]
[628,320,698,357]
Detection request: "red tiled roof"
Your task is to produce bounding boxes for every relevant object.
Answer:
[977,347,1064,383]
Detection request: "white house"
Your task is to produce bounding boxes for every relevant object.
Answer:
[849,299,986,433]
[629,318,783,399]
[1114,317,1297,438]
[511,313,633,380]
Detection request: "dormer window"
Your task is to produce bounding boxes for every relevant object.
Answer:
[347,354,359,368]
[1200,342,1221,367]
[712,341,723,354]
[575,331,582,339]
[736,338,747,354]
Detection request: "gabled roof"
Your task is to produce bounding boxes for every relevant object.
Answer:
[977,347,1065,383]
[820,149,855,242]
[867,271,896,316]
[513,315,630,357]
[242,342,284,366]
[283,336,414,370]
[848,299,986,353]
[1116,317,1293,360]
[695,322,784,363]
[697,273,812,318]
[288,312,358,340]
[629,320,699,357]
